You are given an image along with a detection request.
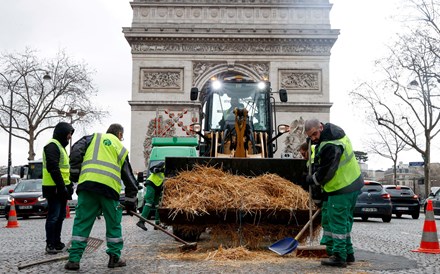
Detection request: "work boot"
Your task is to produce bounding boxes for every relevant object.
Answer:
[346,253,355,265]
[46,244,63,255]
[136,221,148,231]
[108,254,127,268]
[64,261,80,270]
[55,242,66,252]
[321,255,347,268]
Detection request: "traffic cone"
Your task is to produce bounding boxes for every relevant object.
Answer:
[412,200,440,254]
[5,198,20,228]
[66,204,71,219]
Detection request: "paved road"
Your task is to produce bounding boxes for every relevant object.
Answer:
[0,213,439,273]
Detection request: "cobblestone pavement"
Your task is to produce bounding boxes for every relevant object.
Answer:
[0,213,439,273]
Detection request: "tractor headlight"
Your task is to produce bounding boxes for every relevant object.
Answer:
[257,81,266,90]
[212,80,222,90]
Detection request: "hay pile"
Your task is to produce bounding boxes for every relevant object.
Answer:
[161,165,320,248]
[162,164,314,217]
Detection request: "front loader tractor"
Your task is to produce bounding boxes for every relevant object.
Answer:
[159,75,316,246]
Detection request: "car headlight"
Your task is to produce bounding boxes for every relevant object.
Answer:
[38,196,46,202]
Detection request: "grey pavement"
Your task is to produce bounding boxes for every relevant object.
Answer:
[0,213,439,273]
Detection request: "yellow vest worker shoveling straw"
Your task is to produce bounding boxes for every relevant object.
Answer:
[304,119,363,268]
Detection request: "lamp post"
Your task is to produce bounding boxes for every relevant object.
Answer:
[0,73,22,186]
[6,78,14,186]
[0,72,51,185]
[57,108,86,151]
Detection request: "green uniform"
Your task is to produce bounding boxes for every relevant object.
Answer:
[68,133,128,262]
[311,123,363,261]
[140,172,165,224]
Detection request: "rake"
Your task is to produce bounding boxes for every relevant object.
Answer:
[17,237,103,270]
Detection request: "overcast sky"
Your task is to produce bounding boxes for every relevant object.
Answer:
[0,0,429,171]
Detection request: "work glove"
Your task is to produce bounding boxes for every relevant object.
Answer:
[57,186,70,200]
[67,183,74,196]
[123,200,136,216]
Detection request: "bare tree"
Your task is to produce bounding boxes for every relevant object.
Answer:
[351,0,440,197]
[0,48,107,161]
[365,121,408,185]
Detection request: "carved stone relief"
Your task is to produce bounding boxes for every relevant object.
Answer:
[140,68,183,92]
[192,62,223,85]
[132,39,333,55]
[279,69,321,92]
[244,62,270,80]
[132,4,329,25]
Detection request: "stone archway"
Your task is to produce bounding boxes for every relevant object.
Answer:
[124,0,338,172]
[193,62,269,90]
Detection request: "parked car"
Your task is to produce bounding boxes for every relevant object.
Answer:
[423,187,440,215]
[383,185,420,219]
[0,184,17,215]
[354,180,393,222]
[4,179,48,219]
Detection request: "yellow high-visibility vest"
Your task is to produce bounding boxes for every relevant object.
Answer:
[78,133,128,194]
[42,139,70,186]
[316,136,361,193]
[147,172,165,187]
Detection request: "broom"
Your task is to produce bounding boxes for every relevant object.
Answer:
[295,139,327,258]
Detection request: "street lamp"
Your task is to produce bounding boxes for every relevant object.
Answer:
[1,71,51,185]
[57,108,86,151]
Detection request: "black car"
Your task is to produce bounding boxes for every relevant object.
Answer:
[423,187,440,215]
[354,180,393,222]
[383,185,420,219]
[4,179,48,219]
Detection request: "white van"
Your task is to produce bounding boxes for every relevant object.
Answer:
[0,174,20,188]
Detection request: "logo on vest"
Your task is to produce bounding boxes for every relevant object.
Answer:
[103,139,112,146]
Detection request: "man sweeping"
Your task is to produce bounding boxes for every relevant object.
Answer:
[65,123,138,270]
[304,119,363,268]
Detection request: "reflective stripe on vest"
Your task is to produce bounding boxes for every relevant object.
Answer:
[147,172,165,187]
[42,139,70,186]
[78,133,128,194]
[307,145,316,168]
[316,135,361,193]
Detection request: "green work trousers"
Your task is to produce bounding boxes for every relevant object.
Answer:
[68,190,123,262]
[326,191,360,261]
[319,201,333,256]
[141,184,162,224]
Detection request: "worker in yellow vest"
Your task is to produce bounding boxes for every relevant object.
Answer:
[137,161,165,231]
[42,122,75,255]
[65,124,138,271]
[305,119,363,268]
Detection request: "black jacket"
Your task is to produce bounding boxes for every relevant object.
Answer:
[312,123,363,196]
[42,122,74,200]
[69,134,139,201]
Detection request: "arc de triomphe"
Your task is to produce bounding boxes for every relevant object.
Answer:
[123,0,339,171]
